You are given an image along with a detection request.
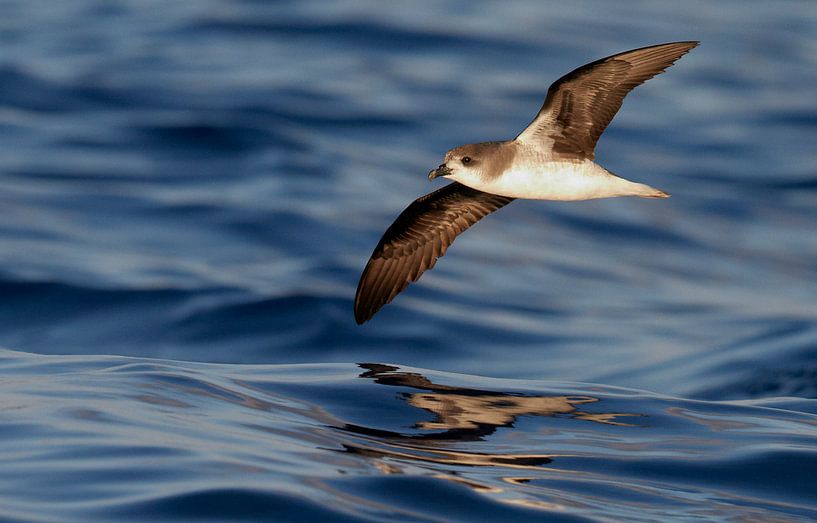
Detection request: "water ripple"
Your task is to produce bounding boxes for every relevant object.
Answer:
[2,351,816,521]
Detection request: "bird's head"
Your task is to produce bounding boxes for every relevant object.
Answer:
[428,142,508,183]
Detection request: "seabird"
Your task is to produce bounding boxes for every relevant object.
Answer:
[355,41,698,324]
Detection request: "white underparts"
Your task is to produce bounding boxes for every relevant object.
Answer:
[448,160,668,201]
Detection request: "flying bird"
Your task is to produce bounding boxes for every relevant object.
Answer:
[355,41,698,324]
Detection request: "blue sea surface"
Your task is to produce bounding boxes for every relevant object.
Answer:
[1,0,817,521]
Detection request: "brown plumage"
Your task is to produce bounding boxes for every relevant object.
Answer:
[516,41,699,159]
[444,141,518,181]
[354,183,513,324]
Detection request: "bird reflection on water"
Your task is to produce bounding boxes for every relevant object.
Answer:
[337,363,640,490]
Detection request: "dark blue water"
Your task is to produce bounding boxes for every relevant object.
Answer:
[2,0,817,520]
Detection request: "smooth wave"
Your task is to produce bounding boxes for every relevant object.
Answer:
[2,350,816,521]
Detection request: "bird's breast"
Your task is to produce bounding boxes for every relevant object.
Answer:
[461,161,630,201]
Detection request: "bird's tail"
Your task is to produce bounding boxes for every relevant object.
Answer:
[604,168,670,199]
[639,186,670,198]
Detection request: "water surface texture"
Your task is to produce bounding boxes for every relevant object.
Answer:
[2,0,817,520]
[3,352,817,521]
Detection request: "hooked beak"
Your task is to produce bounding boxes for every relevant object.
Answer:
[428,164,452,181]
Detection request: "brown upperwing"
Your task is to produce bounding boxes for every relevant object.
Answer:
[516,41,698,159]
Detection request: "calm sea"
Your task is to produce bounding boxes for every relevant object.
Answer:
[2,1,816,520]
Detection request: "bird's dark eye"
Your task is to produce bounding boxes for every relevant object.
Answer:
[462,157,472,164]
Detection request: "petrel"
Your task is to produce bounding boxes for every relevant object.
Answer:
[355,41,698,324]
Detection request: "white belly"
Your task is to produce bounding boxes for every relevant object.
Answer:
[450,161,660,201]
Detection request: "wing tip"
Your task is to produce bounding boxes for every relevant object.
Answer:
[627,41,700,65]
[644,40,700,52]
[354,281,375,325]
[656,41,700,61]
[354,299,373,324]
[671,40,700,55]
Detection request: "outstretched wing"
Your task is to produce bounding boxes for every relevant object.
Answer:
[516,41,698,159]
[355,182,513,324]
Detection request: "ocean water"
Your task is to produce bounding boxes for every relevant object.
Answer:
[1,0,816,521]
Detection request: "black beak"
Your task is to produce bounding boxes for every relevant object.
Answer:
[428,164,452,181]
